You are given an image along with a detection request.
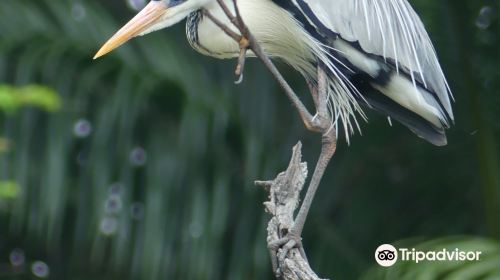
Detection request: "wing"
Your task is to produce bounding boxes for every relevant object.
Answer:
[293,0,454,121]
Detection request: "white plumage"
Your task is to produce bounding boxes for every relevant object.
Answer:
[96,0,454,145]
[185,0,453,144]
[300,0,453,117]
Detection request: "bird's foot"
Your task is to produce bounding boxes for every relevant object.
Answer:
[234,36,249,83]
[268,228,308,277]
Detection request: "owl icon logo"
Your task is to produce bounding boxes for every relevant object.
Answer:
[375,244,398,267]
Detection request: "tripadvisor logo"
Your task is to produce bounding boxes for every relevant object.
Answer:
[375,244,482,267]
[375,244,398,267]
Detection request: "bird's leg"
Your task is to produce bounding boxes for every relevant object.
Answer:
[268,67,336,273]
[278,132,336,264]
[202,8,248,84]
[292,132,336,233]
[204,4,318,131]
[294,66,335,234]
[307,80,320,111]
[315,65,329,117]
[234,37,249,84]
[214,0,249,83]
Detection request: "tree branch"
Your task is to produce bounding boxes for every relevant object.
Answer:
[256,142,327,280]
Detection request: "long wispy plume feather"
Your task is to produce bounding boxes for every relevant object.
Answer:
[289,0,454,140]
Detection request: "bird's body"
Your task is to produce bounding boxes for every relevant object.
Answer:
[185,0,453,145]
[94,0,454,144]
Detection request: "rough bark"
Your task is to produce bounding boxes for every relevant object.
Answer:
[256,142,327,280]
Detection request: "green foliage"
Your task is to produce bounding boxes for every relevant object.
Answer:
[0,137,9,153]
[0,181,20,199]
[0,84,61,113]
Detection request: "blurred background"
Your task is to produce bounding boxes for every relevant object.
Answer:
[0,0,499,279]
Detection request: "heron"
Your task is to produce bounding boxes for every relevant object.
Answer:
[94,0,453,263]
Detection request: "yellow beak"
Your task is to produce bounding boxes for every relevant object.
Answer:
[93,1,168,59]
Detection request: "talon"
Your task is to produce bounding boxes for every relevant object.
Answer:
[234,73,244,84]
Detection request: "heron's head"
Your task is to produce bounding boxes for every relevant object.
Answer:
[94,0,211,59]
